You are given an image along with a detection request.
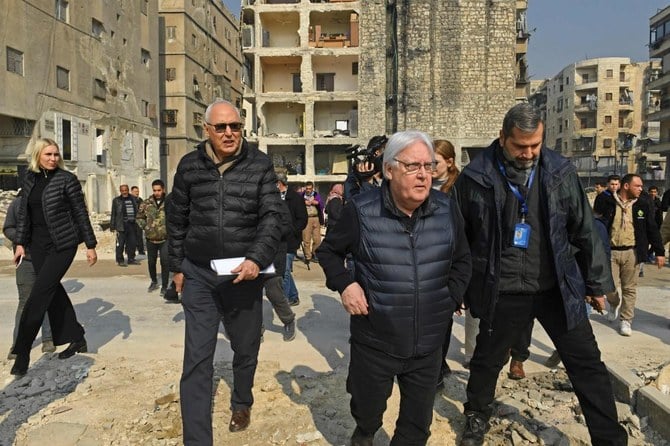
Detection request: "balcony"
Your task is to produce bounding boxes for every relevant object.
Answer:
[647,72,670,90]
[574,103,597,113]
[575,81,598,91]
[646,138,670,156]
[647,97,670,122]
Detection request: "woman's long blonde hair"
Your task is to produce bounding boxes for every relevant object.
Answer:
[28,138,65,172]
[434,139,459,194]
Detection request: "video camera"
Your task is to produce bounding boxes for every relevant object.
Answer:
[345,135,389,167]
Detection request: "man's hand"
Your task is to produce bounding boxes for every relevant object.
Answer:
[231,259,260,284]
[173,272,185,292]
[586,295,606,314]
[340,282,369,315]
[354,161,374,174]
[655,256,666,269]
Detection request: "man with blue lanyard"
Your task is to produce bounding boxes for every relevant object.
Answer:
[455,103,626,446]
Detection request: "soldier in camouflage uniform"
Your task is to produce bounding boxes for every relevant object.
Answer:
[137,179,169,296]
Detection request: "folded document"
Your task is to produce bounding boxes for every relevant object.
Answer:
[210,257,276,276]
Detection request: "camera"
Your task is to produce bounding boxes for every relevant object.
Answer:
[345,135,388,168]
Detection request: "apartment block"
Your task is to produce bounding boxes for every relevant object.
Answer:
[241,0,523,192]
[0,0,160,213]
[544,58,655,185]
[159,0,243,188]
[647,6,670,185]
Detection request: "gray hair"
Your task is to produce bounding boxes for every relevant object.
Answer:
[382,130,435,179]
[502,103,543,137]
[204,99,240,123]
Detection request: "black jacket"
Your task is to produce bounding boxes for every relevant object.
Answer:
[593,189,664,263]
[167,140,283,272]
[317,183,471,358]
[284,188,308,253]
[110,194,139,232]
[15,168,97,251]
[455,140,613,331]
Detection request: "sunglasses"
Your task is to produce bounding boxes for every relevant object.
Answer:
[206,122,243,133]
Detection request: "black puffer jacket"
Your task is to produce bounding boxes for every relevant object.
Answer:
[348,186,470,358]
[15,168,97,251]
[455,141,613,331]
[168,140,283,272]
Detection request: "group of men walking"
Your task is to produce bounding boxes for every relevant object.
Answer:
[137,98,664,445]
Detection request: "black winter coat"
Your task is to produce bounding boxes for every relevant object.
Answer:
[593,189,664,263]
[167,140,283,272]
[284,189,308,253]
[15,168,97,251]
[455,141,613,331]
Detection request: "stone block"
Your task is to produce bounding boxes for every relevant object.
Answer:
[636,386,670,441]
[606,362,644,405]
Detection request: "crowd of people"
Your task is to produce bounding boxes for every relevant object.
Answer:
[6,100,668,446]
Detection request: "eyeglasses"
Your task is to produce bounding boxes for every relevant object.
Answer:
[206,122,244,133]
[393,158,437,174]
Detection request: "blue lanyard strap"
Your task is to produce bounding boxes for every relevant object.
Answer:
[496,158,536,216]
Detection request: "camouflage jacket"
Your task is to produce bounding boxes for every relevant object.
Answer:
[136,195,167,243]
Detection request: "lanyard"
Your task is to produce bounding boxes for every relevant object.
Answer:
[496,158,536,219]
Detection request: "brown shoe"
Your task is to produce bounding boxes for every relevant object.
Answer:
[508,359,525,380]
[229,408,251,432]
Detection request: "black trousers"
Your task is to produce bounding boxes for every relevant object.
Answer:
[135,223,145,254]
[264,275,294,325]
[348,341,442,446]
[12,246,84,355]
[115,221,137,263]
[179,258,263,446]
[464,290,627,445]
[146,239,169,288]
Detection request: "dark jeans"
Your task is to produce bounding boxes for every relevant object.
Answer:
[115,221,137,263]
[282,253,299,302]
[465,290,627,445]
[348,341,442,445]
[12,259,52,348]
[180,258,263,446]
[510,320,533,362]
[135,223,145,254]
[264,275,294,325]
[146,239,169,288]
[12,247,84,355]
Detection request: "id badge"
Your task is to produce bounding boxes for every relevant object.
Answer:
[513,222,531,249]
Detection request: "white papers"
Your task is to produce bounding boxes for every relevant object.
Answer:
[210,257,276,276]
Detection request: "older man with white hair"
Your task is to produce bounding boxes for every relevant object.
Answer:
[317,130,471,446]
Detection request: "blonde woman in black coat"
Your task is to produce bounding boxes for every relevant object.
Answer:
[10,138,97,377]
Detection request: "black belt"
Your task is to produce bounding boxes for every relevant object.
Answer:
[611,245,634,251]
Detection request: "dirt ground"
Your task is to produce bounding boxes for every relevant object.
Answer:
[0,229,669,445]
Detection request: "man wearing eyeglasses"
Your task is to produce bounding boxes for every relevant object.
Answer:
[317,130,471,446]
[168,99,283,444]
[454,103,626,446]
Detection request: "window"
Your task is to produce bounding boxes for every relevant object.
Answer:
[605,115,612,124]
[95,128,104,164]
[6,47,23,75]
[603,138,612,148]
[352,62,358,75]
[316,73,335,92]
[619,116,625,127]
[582,73,589,83]
[292,74,302,92]
[166,67,176,81]
[141,100,149,117]
[565,76,569,85]
[606,69,613,78]
[166,25,176,41]
[141,48,151,67]
[162,109,178,126]
[93,78,106,100]
[61,118,72,160]
[605,92,613,101]
[580,118,588,129]
[191,34,197,47]
[620,71,626,82]
[55,0,69,22]
[92,18,104,38]
[56,66,69,90]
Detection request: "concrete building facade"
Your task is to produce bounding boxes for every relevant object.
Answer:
[648,6,670,187]
[241,0,525,193]
[159,0,243,189]
[543,57,659,186]
[0,0,161,213]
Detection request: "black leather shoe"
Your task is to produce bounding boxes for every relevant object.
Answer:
[58,339,87,359]
[229,408,251,432]
[350,426,374,446]
[460,411,489,446]
[10,354,29,376]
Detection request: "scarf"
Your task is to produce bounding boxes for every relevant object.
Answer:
[613,192,637,230]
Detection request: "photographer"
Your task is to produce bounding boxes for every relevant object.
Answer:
[344,135,388,201]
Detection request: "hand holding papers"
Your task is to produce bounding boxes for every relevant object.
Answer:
[210,257,275,283]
